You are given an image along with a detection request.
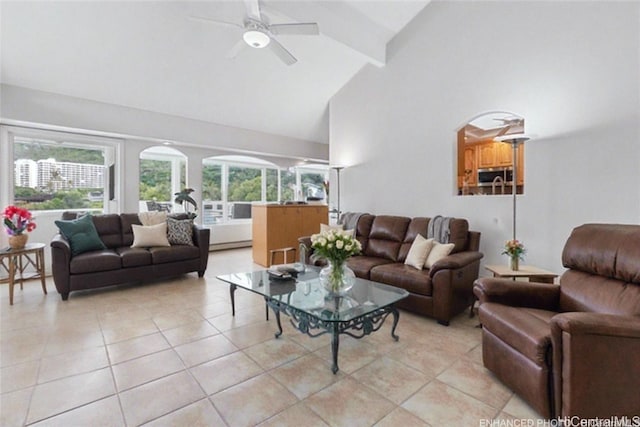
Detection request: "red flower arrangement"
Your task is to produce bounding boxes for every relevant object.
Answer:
[3,205,36,236]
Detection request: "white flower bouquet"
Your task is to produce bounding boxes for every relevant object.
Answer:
[310,228,362,264]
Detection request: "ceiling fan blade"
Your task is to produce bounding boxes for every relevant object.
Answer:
[269,23,319,36]
[226,39,247,59]
[243,0,261,20]
[268,37,297,65]
[188,15,242,30]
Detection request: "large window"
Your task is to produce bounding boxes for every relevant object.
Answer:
[13,137,110,212]
[139,146,186,212]
[201,156,328,226]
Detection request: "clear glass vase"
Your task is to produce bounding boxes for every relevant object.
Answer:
[319,260,355,296]
[510,256,520,271]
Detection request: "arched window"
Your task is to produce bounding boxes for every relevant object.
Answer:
[138,146,186,213]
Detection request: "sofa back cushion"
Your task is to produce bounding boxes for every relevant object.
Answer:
[559,223,640,315]
[397,217,469,261]
[60,212,122,248]
[364,216,410,261]
[91,214,123,248]
[448,219,470,254]
[354,214,375,253]
[121,214,143,246]
[399,217,429,262]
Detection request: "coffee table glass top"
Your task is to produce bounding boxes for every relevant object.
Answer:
[216,267,409,323]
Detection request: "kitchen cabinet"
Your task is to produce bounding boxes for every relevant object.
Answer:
[517,144,525,185]
[458,146,477,188]
[477,141,522,169]
[478,143,496,168]
[252,204,328,267]
[496,142,513,166]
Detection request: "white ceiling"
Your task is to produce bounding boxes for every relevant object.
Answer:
[0,0,429,144]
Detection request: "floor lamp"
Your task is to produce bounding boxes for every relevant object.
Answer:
[495,135,529,241]
[331,166,344,221]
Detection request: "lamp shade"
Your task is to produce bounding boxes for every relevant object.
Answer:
[243,30,270,48]
[494,134,531,145]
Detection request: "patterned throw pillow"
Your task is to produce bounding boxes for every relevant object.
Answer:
[167,217,194,246]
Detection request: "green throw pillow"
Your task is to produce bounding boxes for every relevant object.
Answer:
[55,214,106,256]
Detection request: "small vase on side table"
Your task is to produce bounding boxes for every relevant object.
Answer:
[510,256,520,271]
[8,234,28,250]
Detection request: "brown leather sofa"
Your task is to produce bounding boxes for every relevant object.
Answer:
[51,212,210,300]
[301,215,483,325]
[474,224,640,418]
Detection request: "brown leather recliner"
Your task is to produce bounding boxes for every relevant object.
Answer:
[474,224,640,418]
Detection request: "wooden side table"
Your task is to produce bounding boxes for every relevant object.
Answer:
[484,264,558,284]
[0,243,47,305]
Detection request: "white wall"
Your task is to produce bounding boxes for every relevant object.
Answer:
[330,1,640,275]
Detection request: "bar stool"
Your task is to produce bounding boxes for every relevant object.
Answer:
[269,247,296,267]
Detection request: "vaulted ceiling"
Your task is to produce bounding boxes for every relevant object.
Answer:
[0,1,429,143]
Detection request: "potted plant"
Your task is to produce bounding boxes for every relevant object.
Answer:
[3,205,37,249]
[174,188,197,219]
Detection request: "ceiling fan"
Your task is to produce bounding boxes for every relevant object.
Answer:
[190,0,319,65]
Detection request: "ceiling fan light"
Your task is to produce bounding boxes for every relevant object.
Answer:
[243,30,270,48]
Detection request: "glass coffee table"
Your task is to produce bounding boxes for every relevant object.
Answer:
[216,266,409,374]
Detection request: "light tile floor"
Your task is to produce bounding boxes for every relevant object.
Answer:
[1,248,544,426]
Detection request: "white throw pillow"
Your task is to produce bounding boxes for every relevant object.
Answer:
[138,211,167,226]
[424,241,455,268]
[131,222,171,248]
[404,235,434,270]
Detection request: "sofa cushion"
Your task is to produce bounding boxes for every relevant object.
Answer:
[354,214,375,253]
[149,245,200,264]
[370,263,432,296]
[116,246,153,268]
[167,217,194,246]
[562,223,640,284]
[55,214,107,257]
[399,217,429,261]
[479,303,555,366]
[120,214,142,246]
[559,270,640,315]
[69,249,122,274]
[347,256,393,279]
[131,223,171,248]
[447,219,470,254]
[364,216,410,261]
[91,214,123,248]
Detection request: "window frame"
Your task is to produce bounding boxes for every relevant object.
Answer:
[1,125,122,214]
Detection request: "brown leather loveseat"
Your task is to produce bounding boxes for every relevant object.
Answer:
[474,224,640,418]
[302,214,483,325]
[51,212,210,300]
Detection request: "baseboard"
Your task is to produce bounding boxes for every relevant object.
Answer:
[208,241,252,251]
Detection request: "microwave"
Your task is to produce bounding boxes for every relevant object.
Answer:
[477,167,513,187]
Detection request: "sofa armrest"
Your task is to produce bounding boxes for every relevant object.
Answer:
[550,312,640,417]
[429,251,483,277]
[192,224,210,277]
[50,234,72,299]
[473,277,560,310]
[552,312,640,338]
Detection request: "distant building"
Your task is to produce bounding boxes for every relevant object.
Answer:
[14,159,38,188]
[14,158,104,191]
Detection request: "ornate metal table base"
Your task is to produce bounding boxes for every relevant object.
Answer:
[266,297,400,374]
